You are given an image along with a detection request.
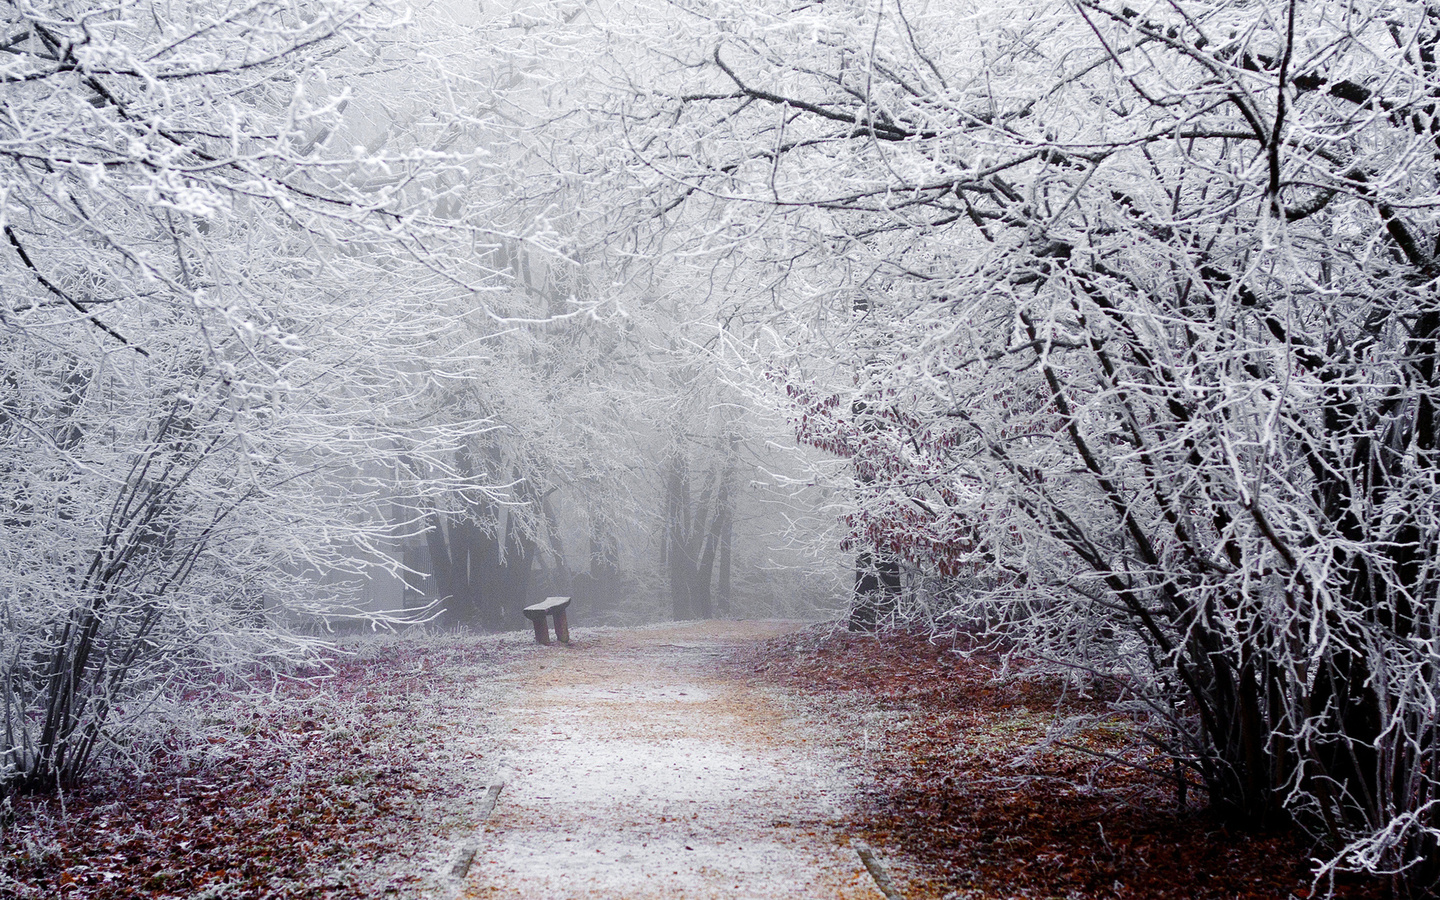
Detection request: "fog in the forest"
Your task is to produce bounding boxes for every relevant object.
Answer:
[3,0,1440,891]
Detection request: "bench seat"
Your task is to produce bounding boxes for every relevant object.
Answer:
[523,596,572,645]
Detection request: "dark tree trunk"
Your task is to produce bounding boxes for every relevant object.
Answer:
[716,498,733,616]
[422,508,533,630]
[665,455,697,619]
[664,453,736,621]
[582,530,621,616]
[850,551,901,632]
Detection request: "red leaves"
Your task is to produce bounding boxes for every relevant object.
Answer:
[774,370,995,575]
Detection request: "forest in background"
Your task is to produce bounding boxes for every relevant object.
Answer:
[2,0,1438,894]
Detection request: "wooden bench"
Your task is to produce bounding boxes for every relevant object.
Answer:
[522,596,571,645]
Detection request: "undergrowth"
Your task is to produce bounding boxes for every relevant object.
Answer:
[0,631,519,900]
[738,627,1388,900]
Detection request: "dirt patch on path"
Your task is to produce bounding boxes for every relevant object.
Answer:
[458,620,877,900]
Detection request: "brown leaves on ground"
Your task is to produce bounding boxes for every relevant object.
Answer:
[0,635,514,900]
[0,624,1397,900]
[737,628,1386,900]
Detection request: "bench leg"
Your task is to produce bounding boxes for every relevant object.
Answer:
[552,609,570,644]
[530,616,550,645]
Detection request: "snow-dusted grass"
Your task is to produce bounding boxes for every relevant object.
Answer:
[0,629,526,900]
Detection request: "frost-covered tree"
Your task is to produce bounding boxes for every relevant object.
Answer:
[0,0,538,792]
[613,0,1440,892]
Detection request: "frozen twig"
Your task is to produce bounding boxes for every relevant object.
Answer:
[449,782,506,881]
[856,841,906,900]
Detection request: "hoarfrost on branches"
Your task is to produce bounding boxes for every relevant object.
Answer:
[0,0,538,793]
[608,0,1440,892]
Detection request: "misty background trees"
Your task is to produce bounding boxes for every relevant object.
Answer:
[4,0,1440,893]
[0,0,832,802]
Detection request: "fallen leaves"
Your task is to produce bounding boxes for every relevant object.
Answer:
[736,627,1387,900]
[0,633,517,900]
[0,623,1394,900]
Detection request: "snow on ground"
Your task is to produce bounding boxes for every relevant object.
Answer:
[456,620,878,900]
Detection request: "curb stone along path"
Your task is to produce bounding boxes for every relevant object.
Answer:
[455,621,881,899]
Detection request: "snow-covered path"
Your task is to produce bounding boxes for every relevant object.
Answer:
[456,620,877,899]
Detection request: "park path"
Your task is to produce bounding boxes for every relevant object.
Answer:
[453,620,880,900]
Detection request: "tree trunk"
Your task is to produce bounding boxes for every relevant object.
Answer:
[665,455,697,619]
[850,551,900,632]
[716,498,733,617]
